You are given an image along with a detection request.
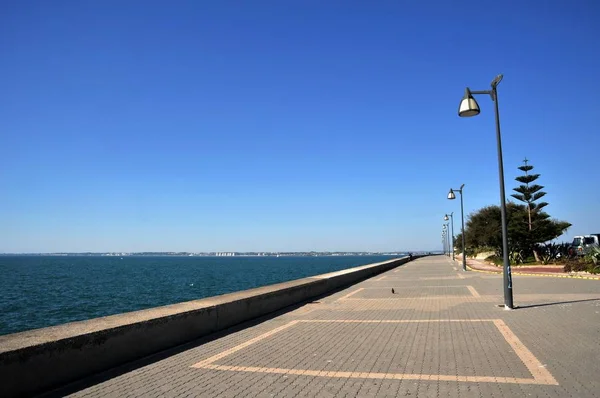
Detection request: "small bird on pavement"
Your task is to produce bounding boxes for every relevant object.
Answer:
[391,288,395,294]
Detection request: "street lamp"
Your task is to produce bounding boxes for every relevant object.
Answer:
[442,223,450,257]
[444,223,450,257]
[444,213,455,260]
[458,74,514,310]
[447,185,466,271]
[442,231,447,255]
[442,225,447,256]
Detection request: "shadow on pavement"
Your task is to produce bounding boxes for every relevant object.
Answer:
[517,298,600,309]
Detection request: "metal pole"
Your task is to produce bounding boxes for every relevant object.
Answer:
[446,223,450,257]
[443,232,447,255]
[492,85,514,309]
[450,213,455,261]
[443,230,447,256]
[460,188,466,271]
[442,231,448,256]
[442,234,446,255]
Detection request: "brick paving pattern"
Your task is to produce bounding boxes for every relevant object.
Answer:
[45,255,600,397]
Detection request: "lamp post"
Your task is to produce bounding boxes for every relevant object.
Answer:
[442,231,447,255]
[458,74,514,310]
[441,228,444,255]
[445,223,450,257]
[444,213,455,260]
[447,185,466,271]
[442,225,447,256]
[443,223,450,256]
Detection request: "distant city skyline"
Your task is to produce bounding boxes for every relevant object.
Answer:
[0,250,424,257]
[1,2,599,253]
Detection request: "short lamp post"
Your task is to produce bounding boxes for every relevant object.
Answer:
[444,213,455,260]
[458,74,514,310]
[447,185,466,271]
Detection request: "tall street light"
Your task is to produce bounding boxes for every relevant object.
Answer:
[442,228,448,255]
[458,74,514,310]
[447,185,466,271]
[441,229,445,255]
[444,213,455,260]
[442,225,447,256]
[444,223,450,257]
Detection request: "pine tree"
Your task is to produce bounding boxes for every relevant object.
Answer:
[511,158,549,231]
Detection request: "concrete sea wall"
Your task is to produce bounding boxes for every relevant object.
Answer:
[0,256,414,397]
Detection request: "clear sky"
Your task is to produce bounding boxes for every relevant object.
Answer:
[1,1,599,253]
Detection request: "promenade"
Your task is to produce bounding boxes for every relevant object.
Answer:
[44,256,600,398]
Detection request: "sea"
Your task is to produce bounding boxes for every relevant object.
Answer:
[0,255,399,336]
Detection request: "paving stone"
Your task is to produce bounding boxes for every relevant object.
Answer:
[46,256,600,398]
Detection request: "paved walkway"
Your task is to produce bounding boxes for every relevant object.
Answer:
[44,256,600,398]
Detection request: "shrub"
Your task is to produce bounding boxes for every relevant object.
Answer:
[533,243,563,265]
[584,246,600,266]
[509,250,524,265]
[563,255,600,274]
[584,247,600,274]
[563,259,588,273]
[588,264,600,274]
[556,242,573,260]
[485,255,503,266]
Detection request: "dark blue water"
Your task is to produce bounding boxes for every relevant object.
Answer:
[0,255,397,336]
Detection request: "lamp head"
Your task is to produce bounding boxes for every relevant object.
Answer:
[491,74,503,88]
[447,189,456,200]
[458,88,480,117]
[444,214,449,221]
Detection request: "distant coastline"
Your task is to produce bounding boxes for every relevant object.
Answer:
[0,251,432,257]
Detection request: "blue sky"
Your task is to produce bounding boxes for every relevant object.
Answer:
[1,1,599,253]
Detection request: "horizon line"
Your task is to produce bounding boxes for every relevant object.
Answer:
[0,250,433,255]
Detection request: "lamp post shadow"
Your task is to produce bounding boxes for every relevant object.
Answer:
[515,298,600,309]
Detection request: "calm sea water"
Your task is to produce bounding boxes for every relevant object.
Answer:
[0,255,398,336]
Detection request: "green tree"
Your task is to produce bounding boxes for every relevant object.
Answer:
[511,158,548,231]
[510,158,570,259]
[464,205,502,251]
[462,203,570,261]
